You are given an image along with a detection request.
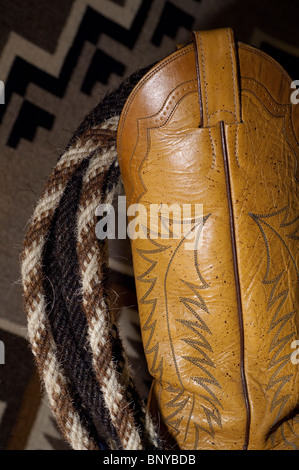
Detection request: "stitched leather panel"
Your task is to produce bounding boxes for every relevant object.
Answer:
[117,29,299,450]
[193,28,241,126]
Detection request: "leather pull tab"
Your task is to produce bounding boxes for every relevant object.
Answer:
[193,28,241,127]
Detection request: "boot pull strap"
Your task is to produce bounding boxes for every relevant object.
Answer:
[192,28,241,127]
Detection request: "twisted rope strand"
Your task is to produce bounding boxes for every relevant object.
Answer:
[21,65,165,449]
[42,158,121,447]
[77,118,145,450]
[21,136,111,449]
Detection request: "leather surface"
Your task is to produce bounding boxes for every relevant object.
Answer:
[117,27,299,450]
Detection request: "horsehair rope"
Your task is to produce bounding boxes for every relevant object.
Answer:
[20,66,165,450]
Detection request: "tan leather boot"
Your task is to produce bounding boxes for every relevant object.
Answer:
[117,28,299,450]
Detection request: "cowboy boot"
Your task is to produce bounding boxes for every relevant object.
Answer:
[117,27,299,450]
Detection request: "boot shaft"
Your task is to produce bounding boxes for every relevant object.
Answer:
[117,27,299,450]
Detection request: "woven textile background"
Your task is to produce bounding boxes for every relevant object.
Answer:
[0,0,298,450]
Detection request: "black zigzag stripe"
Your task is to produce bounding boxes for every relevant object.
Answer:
[152,1,195,46]
[1,0,153,147]
[81,49,126,94]
[7,101,54,149]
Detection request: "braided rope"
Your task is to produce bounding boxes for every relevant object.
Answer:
[42,156,121,448]
[21,139,105,450]
[21,107,163,449]
[76,116,160,449]
[76,120,141,450]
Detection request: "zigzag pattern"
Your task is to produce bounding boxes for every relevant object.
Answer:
[164,385,189,436]
[250,207,299,445]
[2,0,299,451]
[163,280,222,442]
[0,0,152,147]
[2,0,298,151]
[136,239,171,379]
[0,0,202,149]
[160,215,222,445]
